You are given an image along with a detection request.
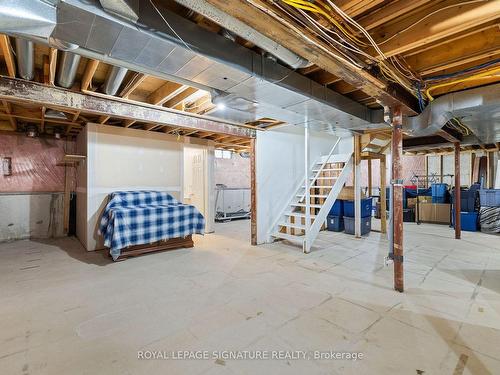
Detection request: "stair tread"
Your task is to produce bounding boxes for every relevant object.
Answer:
[296,194,328,198]
[310,176,337,179]
[292,203,322,208]
[301,185,333,189]
[278,222,306,229]
[285,212,317,218]
[312,168,343,172]
[271,232,305,242]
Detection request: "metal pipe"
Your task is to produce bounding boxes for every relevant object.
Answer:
[56,51,81,88]
[102,66,128,95]
[14,38,34,80]
[173,0,312,69]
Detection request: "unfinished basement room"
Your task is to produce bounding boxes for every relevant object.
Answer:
[1,0,500,374]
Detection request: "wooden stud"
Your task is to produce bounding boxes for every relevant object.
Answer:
[119,73,147,98]
[392,106,404,293]
[81,59,100,91]
[48,48,58,86]
[0,34,16,77]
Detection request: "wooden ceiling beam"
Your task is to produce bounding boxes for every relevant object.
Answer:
[164,87,199,108]
[0,78,256,138]
[119,72,147,98]
[358,0,433,31]
[147,81,185,106]
[0,34,16,77]
[48,48,58,86]
[81,59,100,91]
[373,0,500,57]
[202,0,418,114]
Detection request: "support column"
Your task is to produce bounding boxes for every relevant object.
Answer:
[354,134,361,238]
[454,142,461,240]
[304,124,311,253]
[250,138,257,245]
[392,107,404,292]
[380,155,387,234]
[368,159,372,197]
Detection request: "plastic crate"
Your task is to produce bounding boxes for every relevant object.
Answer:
[432,196,448,204]
[479,189,500,207]
[451,186,479,212]
[343,216,371,235]
[432,183,448,197]
[344,198,372,218]
[326,215,344,232]
[329,200,344,217]
[452,211,479,232]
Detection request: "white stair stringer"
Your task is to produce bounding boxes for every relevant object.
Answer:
[270,148,353,253]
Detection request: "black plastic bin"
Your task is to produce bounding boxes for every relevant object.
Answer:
[343,216,371,235]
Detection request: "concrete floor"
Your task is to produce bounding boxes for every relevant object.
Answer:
[0,221,499,374]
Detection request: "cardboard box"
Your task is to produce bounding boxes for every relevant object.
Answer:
[418,196,432,203]
[407,198,417,208]
[338,186,367,200]
[418,203,451,224]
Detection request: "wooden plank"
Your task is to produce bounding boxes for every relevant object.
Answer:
[250,138,257,245]
[48,48,58,86]
[164,87,199,108]
[374,0,500,57]
[0,77,256,138]
[147,81,185,105]
[119,73,147,98]
[454,142,461,240]
[392,106,404,293]
[1,100,16,130]
[115,236,194,260]
[81,59,100,91]
[0,34,16,77]
[202,0,418,115]
[358,0,433,31]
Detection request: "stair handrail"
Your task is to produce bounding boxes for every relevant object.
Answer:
[298,137,341,202]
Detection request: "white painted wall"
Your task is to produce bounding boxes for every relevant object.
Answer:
[0,193,64,241]
[255,126,346,244]
[78,124,214,251]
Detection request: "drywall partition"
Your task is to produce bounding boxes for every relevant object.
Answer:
[81,123,214,251]
[255,126,341,244]
[75,128,88,249]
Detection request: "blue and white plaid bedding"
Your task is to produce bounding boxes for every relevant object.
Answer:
[98,191,205,260]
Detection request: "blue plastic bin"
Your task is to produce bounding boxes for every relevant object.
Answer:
[432,183,448,197]
[344,198,372,218]
[326,215,344,232]
[452,211,479,232]
[479,189,500,207]
[329,200,344,217]
[343,216,371,235]
[432,196,448,204]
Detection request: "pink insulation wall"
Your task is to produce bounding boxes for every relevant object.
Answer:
[214,154,250,188]
[0,131,75,192]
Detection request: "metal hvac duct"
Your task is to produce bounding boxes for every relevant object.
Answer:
[404,83,500,144]
[172,0,312,69]
[102,66,128,95]
[56,51,81,88]
[14,38,35,80]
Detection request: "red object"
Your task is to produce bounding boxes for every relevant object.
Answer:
[405,185,417,190]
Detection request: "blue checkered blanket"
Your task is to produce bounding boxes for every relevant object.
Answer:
[98,191,205,260]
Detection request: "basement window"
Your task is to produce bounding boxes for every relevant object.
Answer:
[215,149,232,159]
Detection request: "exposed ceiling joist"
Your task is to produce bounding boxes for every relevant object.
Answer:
[0,34,15,77]
[0,77,256,138]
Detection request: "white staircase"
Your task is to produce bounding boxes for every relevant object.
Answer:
[270,141,353,253]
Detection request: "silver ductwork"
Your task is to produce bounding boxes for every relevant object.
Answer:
[14,38,35,80]
[56,51,81,88]
[0,0,384,133]
[0,0,56,39]
[172,0,312,69]
[99,0,139,22]
[404,83,500,144]
[102,66,128,95]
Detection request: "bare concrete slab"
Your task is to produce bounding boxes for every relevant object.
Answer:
[0,221,499,374]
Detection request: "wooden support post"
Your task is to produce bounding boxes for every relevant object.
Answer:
[380,154,387,234]
[250,138,257,245]
[470,152,475,185]
[440,155,444,183]
[354,134,361,238]
[392,106,404,293]
[63,165,71,235]
[454,142,461,240]
[304,124,311,253]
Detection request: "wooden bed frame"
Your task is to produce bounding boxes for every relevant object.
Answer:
[112,235,194,260]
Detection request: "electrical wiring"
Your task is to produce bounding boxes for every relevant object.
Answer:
[377,0,489,45]
[424,58,500,82]
[425,66,500,100]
